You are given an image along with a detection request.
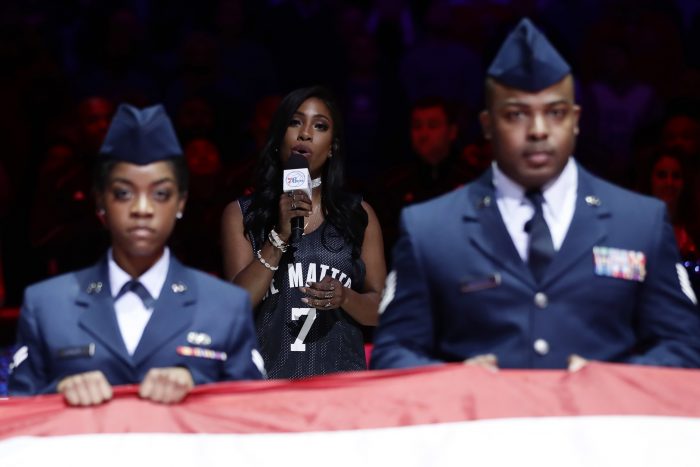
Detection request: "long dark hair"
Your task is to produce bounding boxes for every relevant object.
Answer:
[245,86,367,261]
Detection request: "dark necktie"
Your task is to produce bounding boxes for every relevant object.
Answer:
[117,280,155,309]
[524,190,555,283]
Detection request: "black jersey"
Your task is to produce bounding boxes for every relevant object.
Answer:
[240,196,366,379]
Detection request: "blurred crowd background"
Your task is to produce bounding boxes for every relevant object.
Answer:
[0,0,699,316]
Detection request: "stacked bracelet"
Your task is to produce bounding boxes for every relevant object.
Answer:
[256,250,279,271]
[268,229,289,252]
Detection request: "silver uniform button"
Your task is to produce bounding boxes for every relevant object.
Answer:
[533,339,549,355]
[534,292,548,308]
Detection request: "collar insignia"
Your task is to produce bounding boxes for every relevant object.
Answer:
[585,195,601,206]
[477,195,492,209]
[86,282,103,294]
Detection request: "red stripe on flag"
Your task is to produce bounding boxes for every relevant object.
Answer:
[1,362,699,438]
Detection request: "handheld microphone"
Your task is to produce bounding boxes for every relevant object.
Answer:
[282,153,312,243]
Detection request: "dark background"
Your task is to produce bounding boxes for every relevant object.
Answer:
[0,0,699,303]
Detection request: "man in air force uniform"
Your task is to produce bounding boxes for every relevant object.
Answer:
[371,18,700,371]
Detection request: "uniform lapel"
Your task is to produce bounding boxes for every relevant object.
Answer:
[541,166,609,286]
[76,258,133,369]
[131,257,196,367]
[464,170,534,287]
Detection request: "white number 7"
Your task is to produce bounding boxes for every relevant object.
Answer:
[291,307,317,352]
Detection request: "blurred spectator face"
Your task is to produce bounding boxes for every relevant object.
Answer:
[185,139,222,177]
[78,97,114,153]
[251,95,282,152]
[411,105,457,165]
[651,154,684,208]
[663,115,700,159]
[461,141,492,174]
[44,143,75,171]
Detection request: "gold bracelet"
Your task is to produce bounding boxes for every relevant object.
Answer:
[256,250,278,271]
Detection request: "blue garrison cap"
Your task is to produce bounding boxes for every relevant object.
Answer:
[99,104,182,164]
[487,18,570,92]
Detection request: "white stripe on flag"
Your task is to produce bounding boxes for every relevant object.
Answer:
[2,416,699,467]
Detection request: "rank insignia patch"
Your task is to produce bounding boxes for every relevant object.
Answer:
[676,263,698,305]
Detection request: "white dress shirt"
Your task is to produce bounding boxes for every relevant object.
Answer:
[492,158,578,261]
[109,248,170,355]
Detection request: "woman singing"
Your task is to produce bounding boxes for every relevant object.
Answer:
[222,86,386,379]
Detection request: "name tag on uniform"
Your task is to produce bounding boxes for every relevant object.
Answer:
[593,246,646,282]
[177,346,227,361]
[460,273,502,293]
[56,343,95,359]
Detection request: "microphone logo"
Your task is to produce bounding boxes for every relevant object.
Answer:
[285,171,307,188]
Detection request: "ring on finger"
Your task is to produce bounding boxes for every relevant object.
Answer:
[325,292,333,299]
[325,300,331,308]
[291,202,296,210]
